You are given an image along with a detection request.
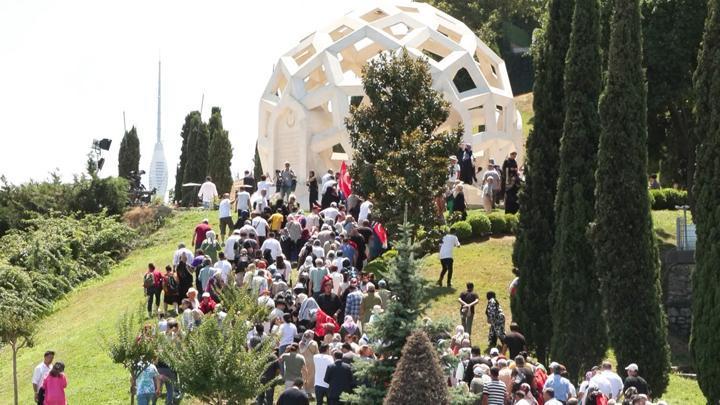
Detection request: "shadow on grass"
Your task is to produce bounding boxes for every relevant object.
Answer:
[427,284,457,301]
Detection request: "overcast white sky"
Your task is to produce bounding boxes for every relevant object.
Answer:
[0,0,359,185]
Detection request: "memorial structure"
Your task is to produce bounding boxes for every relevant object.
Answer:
[257,1,523,203]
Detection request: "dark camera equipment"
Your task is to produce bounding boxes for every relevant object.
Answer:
[127,170,156,206]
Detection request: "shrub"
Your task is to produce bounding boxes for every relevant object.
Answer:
[123,205,173,235]
[650,189,668,209]
[450,221,472,242]
[504,213,519,234]
[467,214,491,236]
[649,188,688,210]
[488,213,508,234]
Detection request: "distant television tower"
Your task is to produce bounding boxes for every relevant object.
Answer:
[148,59,168,200]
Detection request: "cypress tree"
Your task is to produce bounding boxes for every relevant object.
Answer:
[182,112,210,206]
[595,0,670,395]
[513,0,574,364]
[384,330,449,405]
[173,112,198,203]
[117,126,140,179]
[207,107,233,194]
[253,142,263,182]
[690,0,720,400]
[549,0,607,381]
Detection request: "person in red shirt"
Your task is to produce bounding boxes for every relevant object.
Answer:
[192,219,212,250]
[199,292,217,314]
[144,263,163,318]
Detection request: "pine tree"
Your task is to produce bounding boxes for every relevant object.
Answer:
[173,112,198,203]
[690,0,720,400]
[207,107,233,194]
[512,0,574,364]
[182,112,210,206]
[549,0,607,381]
[384,330,449,405]
[117,126,140,179]
[345,219,430,404]
[346,48,460,236]
[595,0,670,395]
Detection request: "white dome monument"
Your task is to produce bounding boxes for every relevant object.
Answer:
[258,1,523,202]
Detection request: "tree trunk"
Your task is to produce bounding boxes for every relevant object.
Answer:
[11,342,18,405]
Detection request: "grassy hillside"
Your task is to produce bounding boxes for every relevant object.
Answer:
[0,209,702,403]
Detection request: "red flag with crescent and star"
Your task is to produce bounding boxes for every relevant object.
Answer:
[338,161,352,197]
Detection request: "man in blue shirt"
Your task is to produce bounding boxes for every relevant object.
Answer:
[543,363,575,403]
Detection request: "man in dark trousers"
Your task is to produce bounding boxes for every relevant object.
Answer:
[324,351,355,405]
[277,378,310,405]
[501,151,518,201]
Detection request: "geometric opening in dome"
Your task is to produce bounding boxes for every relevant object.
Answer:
[453,67,477,93]
[420,37,452,62]
[349,95,364,107]
[361,8,389,23]
[294,45,316,66]
[495,105,505,131]
[397,5,419,13]
[304,65,329,93]
[332,143,346,153]
[385,22,411,39]
[438,24,462,44]
[268,71,289,97]
[329,24,353,42]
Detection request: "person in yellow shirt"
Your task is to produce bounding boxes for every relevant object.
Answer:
[269,209,285,232]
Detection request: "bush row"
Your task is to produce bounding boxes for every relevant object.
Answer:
[450,212,520,242]
[0,213,137,317]
[649,188,688,210]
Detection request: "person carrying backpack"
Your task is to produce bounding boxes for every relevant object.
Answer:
[162,265,179,315]
[144,263,162,318]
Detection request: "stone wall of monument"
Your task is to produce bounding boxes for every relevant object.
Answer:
[661,249,694,338]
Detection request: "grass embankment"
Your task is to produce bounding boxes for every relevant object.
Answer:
[0,209,702,403]
[0,210,208,404]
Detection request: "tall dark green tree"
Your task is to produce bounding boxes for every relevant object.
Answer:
[253,142,263,182]
[549,0,606,381]
[690,0,720,400]
[595,0,671,395]
[182,112,210,206]
[512,0,574,364]
[207,107,233,194]
[346,49,459,236]
[173,112,198,203]
[117,126,140,179]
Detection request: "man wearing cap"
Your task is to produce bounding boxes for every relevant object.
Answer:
[279,161,297,201]
[192,218,212,250]
[32,350,54,404]
[623,363,649,396]
[198,176,218,209]
[543,363,574,403]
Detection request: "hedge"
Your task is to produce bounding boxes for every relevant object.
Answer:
[450,221,473,242]
[505,213,519,234]
[649,188,688,210]
[487,213,508,234]
[467,214,492,236]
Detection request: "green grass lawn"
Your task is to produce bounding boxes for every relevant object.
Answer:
[0,209,704,403]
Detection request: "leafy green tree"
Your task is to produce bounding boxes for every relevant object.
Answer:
[690,0,720,400]
[0,294,37,405]
[182,112,209,206]
[106,310,158,405]
[173,112,199,204]
[512,0,574,364]
[164,290,274,405]
[345,219,430,404]
[118,126,141,179]
[595,0,671,395]
[549,0,607,380]
[346,49,460,236]
[207,107,234,195]
[385,330,450,405]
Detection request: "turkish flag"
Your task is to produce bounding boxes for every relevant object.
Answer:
[338,161,352,197]
[373,222,388,248]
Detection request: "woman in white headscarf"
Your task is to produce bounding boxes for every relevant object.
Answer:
[450,325,465,354]
[298,295,319,323]
[200,230,221,262]
[298,329,319,398]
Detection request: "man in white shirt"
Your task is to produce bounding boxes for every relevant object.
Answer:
[320,202,340,222]
[321,169,334,185]
[260,232,283,261]
[252,214,269,244]
[253,189,270,213]
[358,201,373,222]
[600,361,624,400]
[224,230,242,262]
[217,193,233,241]
[438,229,460,287]
[313,344,334,403]
[197,176,218,209]
[235,186,252,223]
[172,243,194,270]
[215,252,233,284]
[32,350,54,403]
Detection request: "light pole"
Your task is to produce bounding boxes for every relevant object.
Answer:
[676,204,690,250]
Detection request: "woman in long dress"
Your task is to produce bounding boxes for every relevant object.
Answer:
[298,330,319,398]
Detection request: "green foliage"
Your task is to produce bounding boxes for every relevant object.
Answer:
[182,112,210,206]
[513,0,574,365]
[549,0,607,381]
[504,213,519,234]
[164,294,275,405]
[649,188,688,210]
[595,0,670,394]
[106,310,158,381]
[253,142,263,181]
[467,213,492,236]
[346,221,429,404]
[207,107,234,195]
[0,291,37,405]
[690,0,720,401]
[118,126,141,179]
[385,330,450,405]
[69,175,129,216]
[346,49,460,236]
[488,212,508,234]
[173,112,198,204]
[450,221,472,242]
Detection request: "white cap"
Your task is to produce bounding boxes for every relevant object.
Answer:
[625,363,639,372]
[490,348,499,356]
[202,292,210,298]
